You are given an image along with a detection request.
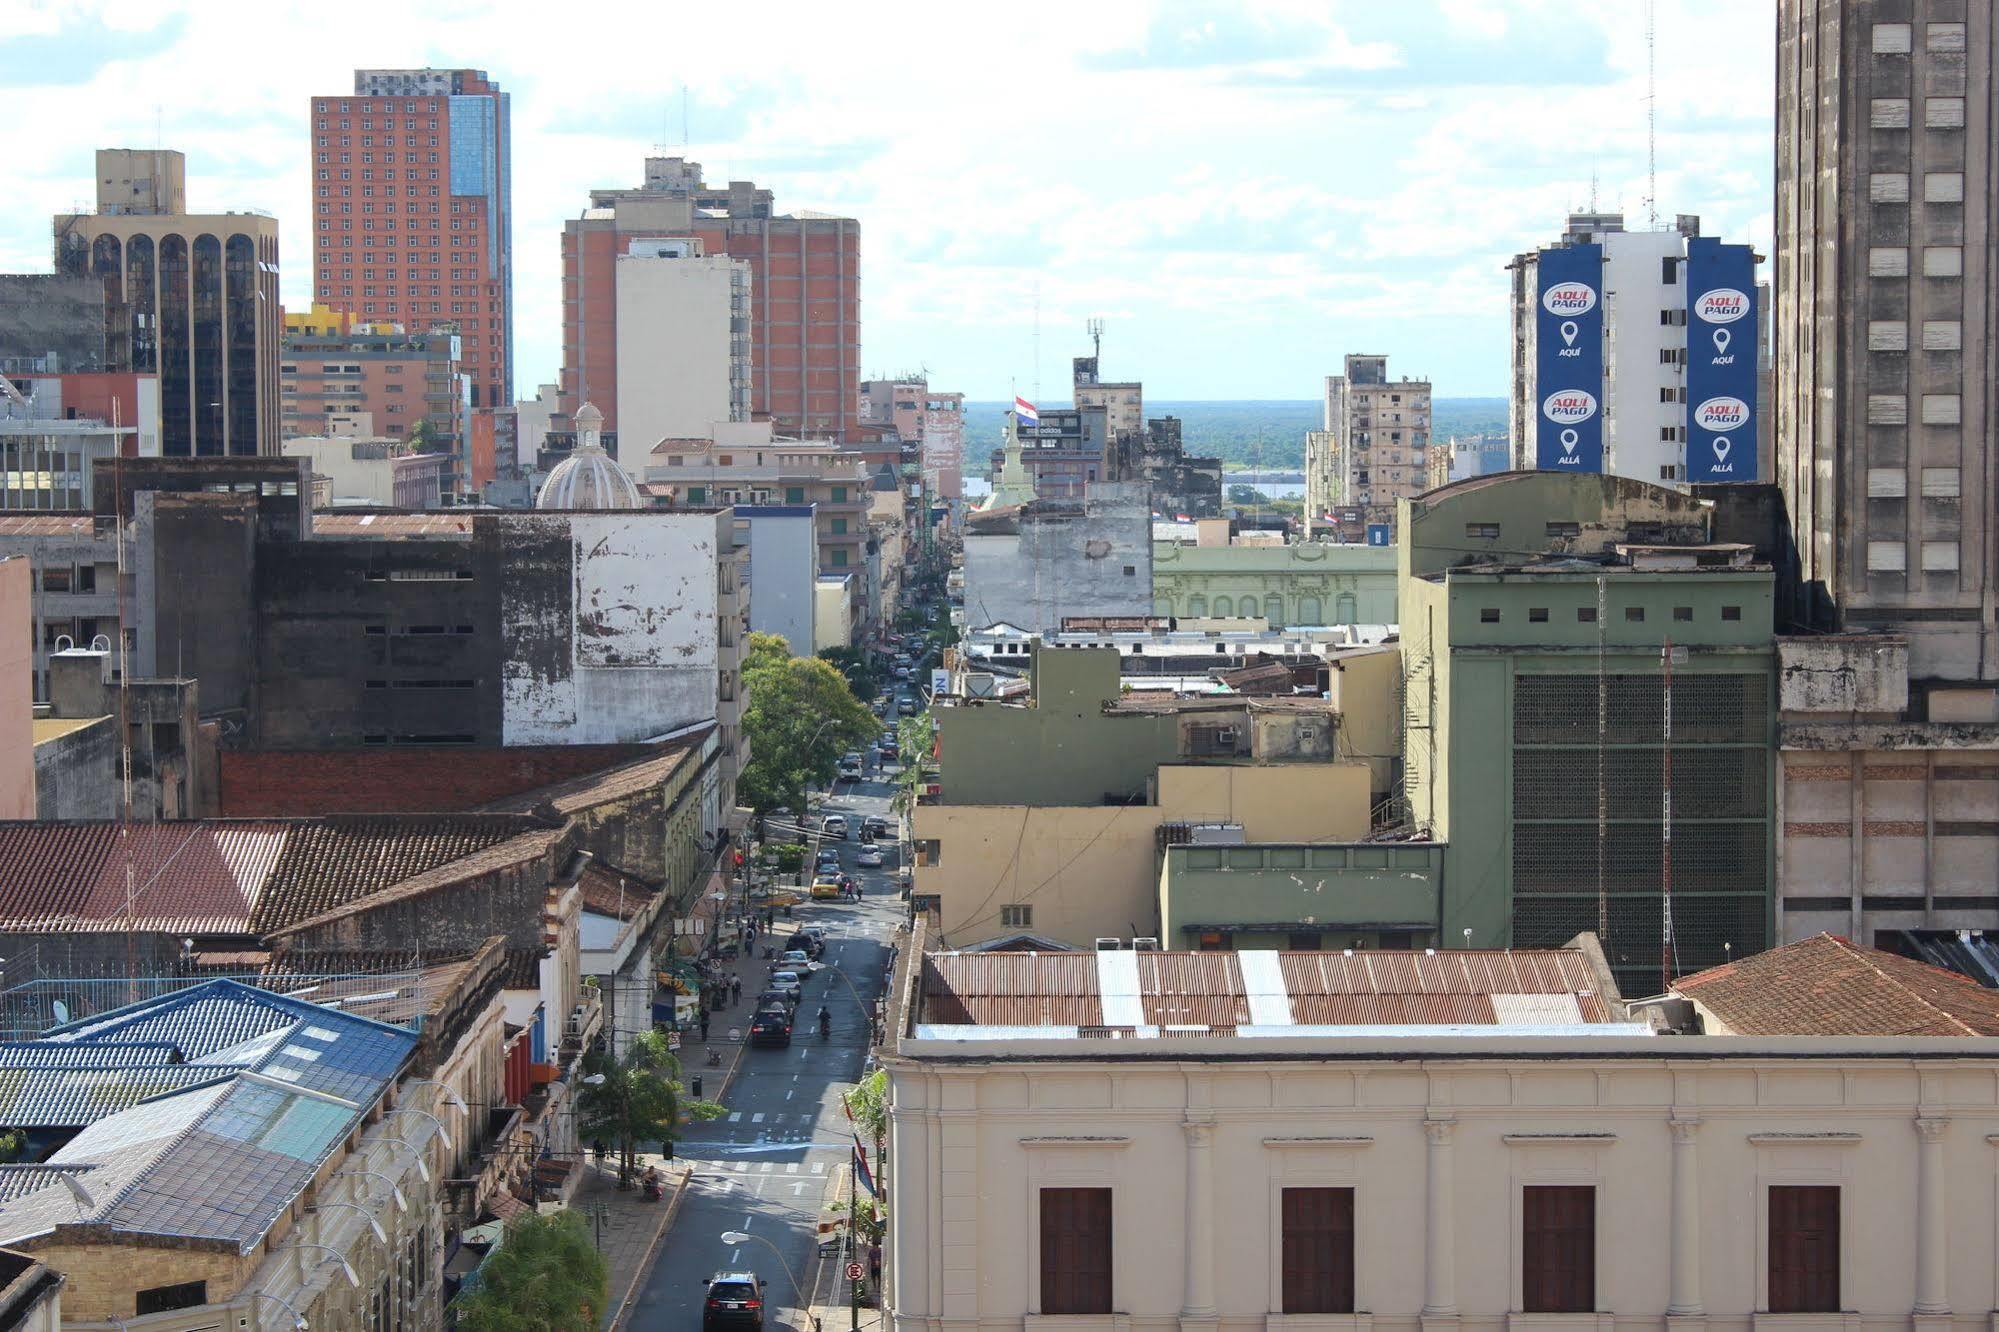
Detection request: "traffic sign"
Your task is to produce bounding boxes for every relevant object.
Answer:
[845,1262,864,1282]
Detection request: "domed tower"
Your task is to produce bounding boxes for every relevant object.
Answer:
[536,402,642,509]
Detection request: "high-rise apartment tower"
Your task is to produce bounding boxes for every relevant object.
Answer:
[308,69,513,414]
[1776,3,1996,681]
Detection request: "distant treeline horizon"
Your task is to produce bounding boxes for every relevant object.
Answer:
[959,397,1507,469]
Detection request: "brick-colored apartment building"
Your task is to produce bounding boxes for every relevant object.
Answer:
[561,156,859,441]
[307,68,512,417]
[281,304,469,486]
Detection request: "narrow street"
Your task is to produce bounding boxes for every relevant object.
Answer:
[627,764,904,1331]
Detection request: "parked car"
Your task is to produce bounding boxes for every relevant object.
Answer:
[837,756,862,780]
[822,814,848,840]
[897,696,919,715]
[704,1272,767,1332]
[863,815,893,838]
[778,949,822,973]
[756,988,798,1014]
[810,877,843,900]
[796,924,829,948]
[816,850,843,873]
[788,932,824,959]
[856,846,885,868]
[748,1009,793,1048]
[767,974,804,1004]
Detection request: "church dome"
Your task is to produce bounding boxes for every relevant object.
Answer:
[536,402,641,510]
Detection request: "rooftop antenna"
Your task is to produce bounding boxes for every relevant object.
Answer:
[1032,279,1042,405]
[1086,316,1104,364]
[1644,0,1658,227]
[682,83,690,148]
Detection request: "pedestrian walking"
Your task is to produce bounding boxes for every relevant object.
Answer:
[731,975,742,1005]
[699,1009,711,1042]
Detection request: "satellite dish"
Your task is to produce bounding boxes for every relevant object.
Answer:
[51,1000,70,1025]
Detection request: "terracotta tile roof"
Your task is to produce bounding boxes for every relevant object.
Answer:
[480,736,709,816]
[922,948,1618,1030]
[250,814,548,934]
[261,826,564,938]
[0,822,292,935]
[500,949,545,990]
[578,862,657,921]
[1674,933,1999,1037]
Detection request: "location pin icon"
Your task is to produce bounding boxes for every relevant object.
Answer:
[1713,436,1731,460]
[1560,429,1579,456]
[1561,321,1580,347]
[1713,327,1731,355]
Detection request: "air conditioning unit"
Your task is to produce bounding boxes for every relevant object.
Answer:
[1215,726,1238,746]
[1094,937,1125,951]
[1131,937,1161,952]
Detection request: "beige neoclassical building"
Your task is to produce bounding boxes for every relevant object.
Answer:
[886,943,1999,1332]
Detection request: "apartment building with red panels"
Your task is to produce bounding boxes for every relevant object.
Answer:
[307,69,512,422]
[560,157,858,441]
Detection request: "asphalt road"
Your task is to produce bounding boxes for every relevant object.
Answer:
[626,766,903,1332]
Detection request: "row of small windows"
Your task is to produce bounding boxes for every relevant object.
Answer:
[1870,22,1967,55]
[1479,605,1744,624]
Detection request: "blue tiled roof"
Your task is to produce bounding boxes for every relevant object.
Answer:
[0,1065,233,1130]
[0,981,419,1250]
[0,1041,183,1068]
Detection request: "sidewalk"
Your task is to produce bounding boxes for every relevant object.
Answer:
[579,1156,689,1330]
[595,945,771,1329]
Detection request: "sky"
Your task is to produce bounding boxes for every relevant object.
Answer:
[1,0,1774,402]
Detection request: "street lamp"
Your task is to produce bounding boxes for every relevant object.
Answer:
[719,1230,807,1309]
[311,1201,387,1245]
[281,1241,360,1288]
[388,1106,454,1152]
[249,1289,309,1329]
[380,1134,432,1183]
[400,1079,469,1116]
[333,1169,408,1213]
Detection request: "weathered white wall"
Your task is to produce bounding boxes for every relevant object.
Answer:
[962,481,1153,634]
[890,1043,1999,1332]
[500,511,724,745]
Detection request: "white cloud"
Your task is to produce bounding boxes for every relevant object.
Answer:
[0,0,1772,400]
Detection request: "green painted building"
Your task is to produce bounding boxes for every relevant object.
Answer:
[1158,841,1445,950]
[1151,540,1398,626]
[1399,472,1776,994]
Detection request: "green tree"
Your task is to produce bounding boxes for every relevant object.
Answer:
[817,645,879,702]
[575,1030,723,1188]
[453,1209,609,1331]
[890,710,934,825]
[738,633,878,818]
[406,417,450,456]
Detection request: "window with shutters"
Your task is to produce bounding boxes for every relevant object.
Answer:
[1282,1187,1356,1313]
[1521,1185,1595,1313]
[1041,1187,1113,1314]
[1768,1185,1839,1313]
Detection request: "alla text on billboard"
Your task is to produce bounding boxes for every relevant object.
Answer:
[1684,237,1757,482]
[1534,243,1604,472]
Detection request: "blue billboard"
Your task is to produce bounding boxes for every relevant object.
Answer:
[1365,524,1391,547]
[1684,238,1757,482]
[1534,243,1605,472]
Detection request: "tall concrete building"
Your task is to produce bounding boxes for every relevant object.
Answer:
[308,69,513,416]
[52,149,281,456]
[612,238,752,474]
[1309,354,1431,530]
[280,310,469,485]
[1776,3,1996,683]
[1508,212,1768,488]
[561,156,859,441]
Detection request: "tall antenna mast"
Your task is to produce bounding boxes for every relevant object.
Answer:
[1086,317,1104,363]
[1645,0,1658,227]
[1032,279,1042,405]
[682,84,690,148]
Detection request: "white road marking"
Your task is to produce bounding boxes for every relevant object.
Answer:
[785,1163,799,1174]
[812,1161,826,1175]
[785,1090,795,1101]
[728,1112,743,1123]
[751,1112,765,1123]
[790,1181,810,1195]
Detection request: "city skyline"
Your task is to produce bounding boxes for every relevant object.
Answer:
[4,0,1771,404]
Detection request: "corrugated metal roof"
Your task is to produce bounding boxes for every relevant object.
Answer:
[0,515,95,537]
[310,512,475,537]
[924,948,1618,1032]
[251,813,547,933]
[0,1064,233,1129]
